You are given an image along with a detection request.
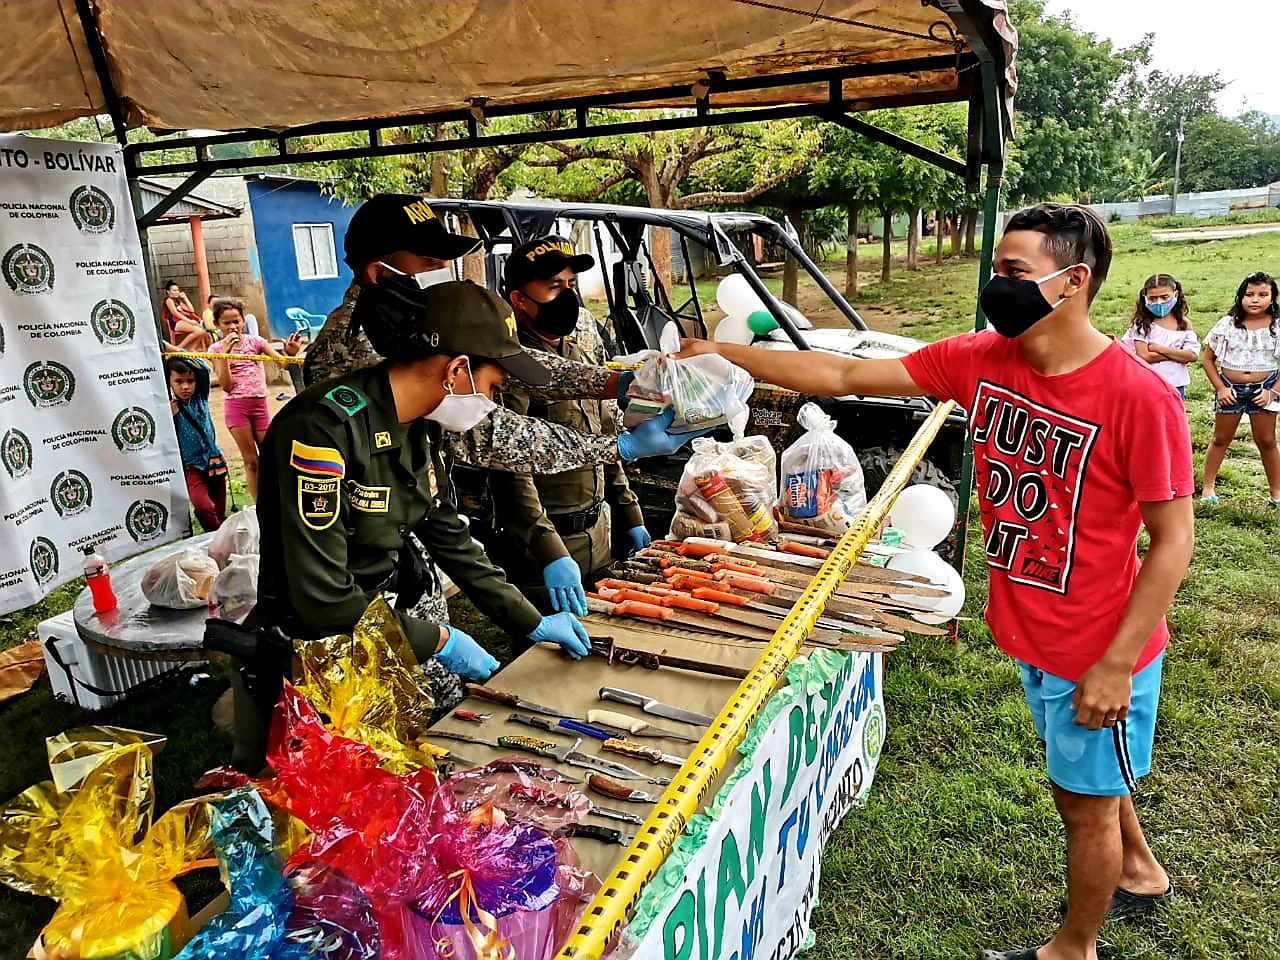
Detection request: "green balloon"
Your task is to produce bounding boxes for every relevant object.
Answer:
[746,309,779,335]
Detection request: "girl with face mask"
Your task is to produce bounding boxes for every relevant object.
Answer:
[1122,273,1199,399]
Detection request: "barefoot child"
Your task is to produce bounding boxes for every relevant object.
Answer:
[208,298,303,500]
[1124,273,1199,399]
[1199,271,1280,506]
[166,355,228,531]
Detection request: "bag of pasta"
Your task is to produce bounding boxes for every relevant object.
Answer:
[140,547,219,609]
[670,436,778,542]
[778,403,866,534]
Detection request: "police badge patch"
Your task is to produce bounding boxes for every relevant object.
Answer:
[112,407,156,452]
[90,299,136,345]
[2,428,32,479]
[69,185,115,233]
[298,476,340,530]
[3,244,55,294]
[24,360,75,407]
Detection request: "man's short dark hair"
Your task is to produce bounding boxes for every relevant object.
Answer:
[1005,203,1112,302]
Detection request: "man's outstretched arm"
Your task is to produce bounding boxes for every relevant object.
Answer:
[677,339,925,398]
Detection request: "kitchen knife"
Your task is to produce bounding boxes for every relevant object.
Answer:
[586,709,701,743]
[587,773,661,803]
[464,683,567,719]
[598,687,714,726]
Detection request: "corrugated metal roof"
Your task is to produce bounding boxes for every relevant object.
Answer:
[135,177,241,222]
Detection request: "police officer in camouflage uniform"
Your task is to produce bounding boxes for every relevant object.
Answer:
[233,281,595,771]
[488,236,649,619]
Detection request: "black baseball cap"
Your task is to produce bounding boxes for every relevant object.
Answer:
[503,235,595,293]
[343,194,481,268]
[414,281,550,385]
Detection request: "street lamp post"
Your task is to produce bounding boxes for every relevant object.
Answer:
[1171,114,1185,215]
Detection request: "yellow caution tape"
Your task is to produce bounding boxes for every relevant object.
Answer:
[555,400,957,959]
[604,360,646,371]
[163,350,305,365]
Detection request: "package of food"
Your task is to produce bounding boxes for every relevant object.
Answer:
[622,352,754,438]
[671,436,778,542]
[209,506,259,569]
[778,403,866,534]
[141,547,220,609]
[207,554,260,623]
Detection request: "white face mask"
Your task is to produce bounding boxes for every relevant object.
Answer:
[378,261,453,289]
[425,364,495,433]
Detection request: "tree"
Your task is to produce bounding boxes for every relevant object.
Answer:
[519,114,818,290]
[1138,70,1227,181]
[1181,113,1280,192]
[1005,0,1150,203]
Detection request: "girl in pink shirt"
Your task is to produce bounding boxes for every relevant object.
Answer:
[1124,273,1199,398]
[209,298,302,499]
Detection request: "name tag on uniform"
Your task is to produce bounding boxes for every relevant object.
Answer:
[348,481,391,513]
[298,476,340,530]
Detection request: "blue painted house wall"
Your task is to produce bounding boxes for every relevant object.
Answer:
[245,179,356,331]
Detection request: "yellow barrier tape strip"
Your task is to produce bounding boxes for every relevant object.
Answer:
[163,351,305,365]
[556,399,957,959]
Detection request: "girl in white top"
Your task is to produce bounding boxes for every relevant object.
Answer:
[1124,273,1199,398]
[1200,271,1280,506]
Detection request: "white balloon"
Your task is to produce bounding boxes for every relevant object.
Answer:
[716,274,764,319]
[890,484,956,550]
[885,547,954,612]
[713,312,755,345]
[911,562,966,625]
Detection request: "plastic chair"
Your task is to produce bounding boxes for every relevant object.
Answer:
[285,307,326,339]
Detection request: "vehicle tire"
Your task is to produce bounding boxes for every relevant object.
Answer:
[857,445,960,560]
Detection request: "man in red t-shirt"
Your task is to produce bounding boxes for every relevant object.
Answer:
[681,204,1194,960]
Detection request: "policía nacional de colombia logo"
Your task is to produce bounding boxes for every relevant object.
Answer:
[2,428,33,479]
[51,469,93,518]
[29,536,59,586]
[24,360,75,407]
[3,243,55,294]
[69,184,115,233]
[112,407,156,452]
[90,299,136,345]
[126,499,168,542]
[862,702,886,763]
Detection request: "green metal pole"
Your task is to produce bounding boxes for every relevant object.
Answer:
[952,162,1003,587]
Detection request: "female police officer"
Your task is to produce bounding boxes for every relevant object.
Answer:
[231,279,591,770]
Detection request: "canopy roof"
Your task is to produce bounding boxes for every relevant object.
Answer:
[4,1,1015,163]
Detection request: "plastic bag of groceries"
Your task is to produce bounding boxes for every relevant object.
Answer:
[619,326,754,438]
[209,505,259,569]
[140,547,219,609]
[670,435,778,542]
[778,402,866,534]
[208,554,260,623]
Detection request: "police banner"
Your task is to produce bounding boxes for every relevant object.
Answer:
[0,134,186,615]
[628,650,886,960]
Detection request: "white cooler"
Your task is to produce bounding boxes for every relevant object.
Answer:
[37,610,187,709]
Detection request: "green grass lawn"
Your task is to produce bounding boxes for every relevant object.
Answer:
[1,216,1278,958]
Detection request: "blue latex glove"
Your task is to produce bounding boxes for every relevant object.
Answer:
[434,625,499,680]
[626,525,651,555]
[528,611,592,660]
[617,407,715,461]
[616,370,635,403]
[543,556,588,617]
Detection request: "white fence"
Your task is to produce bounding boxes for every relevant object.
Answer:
[1088,183,1280,223]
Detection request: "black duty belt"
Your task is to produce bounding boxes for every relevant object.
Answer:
[548,503,603,535]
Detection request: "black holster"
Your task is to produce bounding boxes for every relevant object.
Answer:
[203,617,293,722]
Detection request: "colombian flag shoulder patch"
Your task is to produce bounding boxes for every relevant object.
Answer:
[290,440,346,478]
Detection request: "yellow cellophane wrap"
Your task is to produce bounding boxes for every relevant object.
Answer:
[45,727,167,794]
[294,597,438,775]
[0,740,217,959]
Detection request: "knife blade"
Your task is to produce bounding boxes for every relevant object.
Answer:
[493,733,670,784]
[570,822,634,846]
[464,683,568,719]
[588,804,645,826]
[505,779,643,826]
[599,686,714,726]
[586,709,700,743]
[587,773,661,803]
[601,738,685,767]
[424,732,583,783]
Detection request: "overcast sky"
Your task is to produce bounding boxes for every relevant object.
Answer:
[1041,0,1278,117]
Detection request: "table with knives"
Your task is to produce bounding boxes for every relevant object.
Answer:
[423,535,945,877]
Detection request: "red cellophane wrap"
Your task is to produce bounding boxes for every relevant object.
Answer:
[200,682,438,960]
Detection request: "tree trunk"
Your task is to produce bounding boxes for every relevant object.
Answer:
[935,210,945,265]
[781,205,801,306]
[650,227,673,298]
[964,207,978,256]
[844,203,859,297]
[880,208,892,284]
[429,125,449,197]
[906,208,920,271]
[949,212,962,258]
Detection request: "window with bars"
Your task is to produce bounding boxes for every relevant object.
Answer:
[292,223,338,280]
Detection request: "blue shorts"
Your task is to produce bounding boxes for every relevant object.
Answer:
[1019,652,1164,797]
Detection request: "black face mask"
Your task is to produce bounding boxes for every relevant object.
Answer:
[978,264,1077,338]
[523,287,580,338]
[349,275,433,357]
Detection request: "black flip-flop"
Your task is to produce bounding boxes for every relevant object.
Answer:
[978,950,1038,960]
[1110,883,1174,920]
